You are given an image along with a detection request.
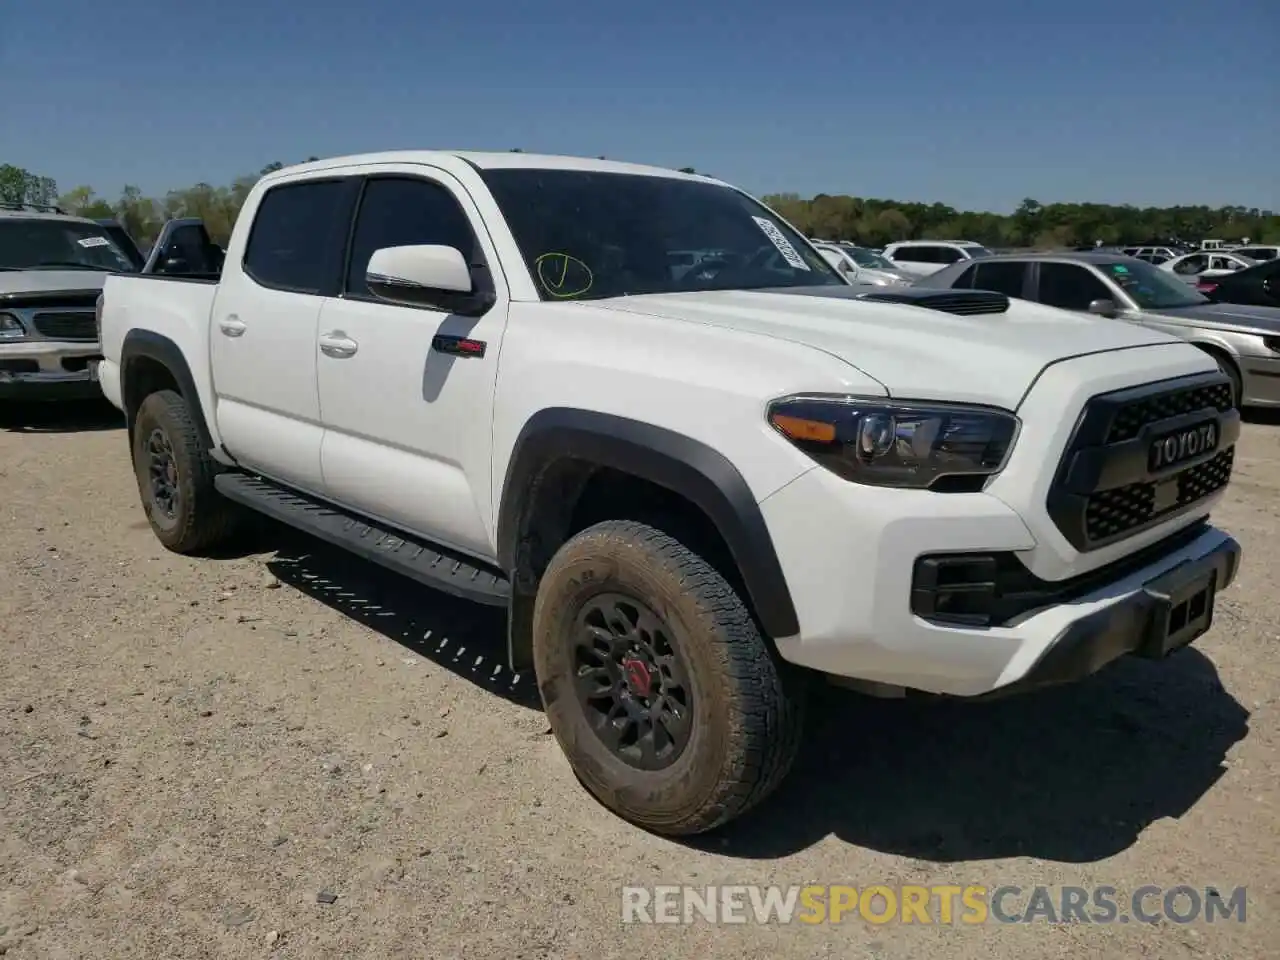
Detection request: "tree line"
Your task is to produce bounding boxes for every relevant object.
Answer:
[3,160,1277,251]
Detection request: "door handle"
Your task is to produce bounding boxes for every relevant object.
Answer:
[431,334,487,358]
[219,315,247,337]
[318,331,359,358]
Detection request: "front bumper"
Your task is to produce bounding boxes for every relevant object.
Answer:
[0,341,103,400]
[758,464,1239,697]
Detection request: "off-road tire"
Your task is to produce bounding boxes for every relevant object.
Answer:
[532,519,805,835]
[131,389,239,554]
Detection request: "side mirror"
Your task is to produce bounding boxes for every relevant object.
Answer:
[366,244,493,316]
[1087,298,1120,318]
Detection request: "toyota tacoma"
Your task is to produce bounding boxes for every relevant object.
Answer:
[96,152,1242,835]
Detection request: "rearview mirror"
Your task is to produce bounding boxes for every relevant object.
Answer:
[1087,298,1120,318]
[366,244,494,316]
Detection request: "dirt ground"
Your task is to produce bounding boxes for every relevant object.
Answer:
[0,400,1276,960]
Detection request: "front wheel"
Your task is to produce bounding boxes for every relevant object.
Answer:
[532,519,805,835]
[131,390,240,554]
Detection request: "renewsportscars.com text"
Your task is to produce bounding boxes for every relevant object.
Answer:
[621,884,1247,925]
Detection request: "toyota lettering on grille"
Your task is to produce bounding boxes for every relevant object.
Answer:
[1149,421,1218,472]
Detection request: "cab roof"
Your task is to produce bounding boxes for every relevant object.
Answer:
[262,150,716,184]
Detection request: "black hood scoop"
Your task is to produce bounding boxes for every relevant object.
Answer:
[855,288,1010,316]
[761,284,1010,316]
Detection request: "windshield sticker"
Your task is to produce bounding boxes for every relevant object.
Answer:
[534,252,594,298]
[751,217,811,271]
[77,236,110,248]
[1110,264,1129,274]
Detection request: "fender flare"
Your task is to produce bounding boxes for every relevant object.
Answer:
[496,408,800,651]
[120,328,213,450]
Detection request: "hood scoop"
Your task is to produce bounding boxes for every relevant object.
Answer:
[856,288,1010,316]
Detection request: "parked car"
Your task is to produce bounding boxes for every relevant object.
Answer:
[98,151,1240,836]
[1121,246,1181,265]
[810,242,912,286]
[1198,256,1280,308]
[915,251,1280,408]
[881,240,992,278]
[1230,245,1280,263]
[1162,251,1256,284]
[0,203,142,401]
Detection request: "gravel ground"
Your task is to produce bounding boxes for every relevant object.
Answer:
[0,400,1276,959]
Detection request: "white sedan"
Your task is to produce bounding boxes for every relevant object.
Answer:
[1161,250,1256,284]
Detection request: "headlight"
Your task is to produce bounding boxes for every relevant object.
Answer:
[0,312,25,341]
[767,394,1019,490]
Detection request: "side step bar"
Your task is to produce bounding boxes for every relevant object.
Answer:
[214,473,510,606]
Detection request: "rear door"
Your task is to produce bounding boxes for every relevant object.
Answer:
[210,175,360,494]
[314,167,512,561]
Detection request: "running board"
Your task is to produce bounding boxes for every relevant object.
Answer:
[214,473,510,606]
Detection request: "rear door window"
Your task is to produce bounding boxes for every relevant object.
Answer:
[971,261,1028,297]
[243,179,355,294]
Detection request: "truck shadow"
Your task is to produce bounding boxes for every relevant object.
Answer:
[256,526,1248,864]
[264,534,540,711]
[711,649,1249,863]
[0,398,124,433]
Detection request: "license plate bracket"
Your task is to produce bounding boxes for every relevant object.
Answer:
[1140,560,1217,658]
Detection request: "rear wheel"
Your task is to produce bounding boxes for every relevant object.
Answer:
[131,390,240,553]
[532,519,805,835]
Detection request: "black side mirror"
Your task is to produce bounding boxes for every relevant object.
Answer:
[1087,298,1120,318]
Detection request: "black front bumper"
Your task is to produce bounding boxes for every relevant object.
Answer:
[980,532,1241,699]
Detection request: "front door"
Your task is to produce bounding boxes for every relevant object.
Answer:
[210,175,358,494]
[315,169,511,562]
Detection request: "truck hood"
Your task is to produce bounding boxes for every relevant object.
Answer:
[1152,301,1280,336]
[0,270,113,296]
[590,287,1179,409]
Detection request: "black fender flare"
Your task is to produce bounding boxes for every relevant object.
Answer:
[496,408,800,665]
[120,329,213,450]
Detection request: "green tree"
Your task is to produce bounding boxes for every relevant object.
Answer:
[0,164,58,207]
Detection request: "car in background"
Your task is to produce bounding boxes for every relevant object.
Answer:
[0,204,142,401]
[810,242,912,286]
[880,240,992,278]
[1162,251,1256,285]
[1231,245,1280,263]
[1197,257,1280,308]
[1122,245,1182,264]
[913,251,1280,409]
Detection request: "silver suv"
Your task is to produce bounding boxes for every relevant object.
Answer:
[0,203,138,401]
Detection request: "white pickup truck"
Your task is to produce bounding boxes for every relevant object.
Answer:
[97,152,1242,836]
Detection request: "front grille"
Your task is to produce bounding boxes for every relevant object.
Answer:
[1047,372,1239,551]
[1106,381,1234,442]
[31,311,97,341]
[1084,448,1234,542]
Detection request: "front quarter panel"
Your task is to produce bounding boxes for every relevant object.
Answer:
[489,300,885,518]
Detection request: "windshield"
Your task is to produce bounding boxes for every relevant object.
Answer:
[840,245,898,270]
[1099,259,1209,309]
[961,245,993,259]
[480,169,845,300]
[0,218,136,272]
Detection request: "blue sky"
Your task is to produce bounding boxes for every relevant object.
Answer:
[3,0,1276,212]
